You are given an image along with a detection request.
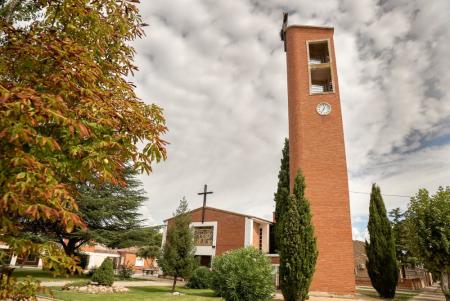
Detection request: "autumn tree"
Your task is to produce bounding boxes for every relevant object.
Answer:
[365,184,398,298]
[405,187,450,301]
[158,198,197,293]
[0,0,166,299]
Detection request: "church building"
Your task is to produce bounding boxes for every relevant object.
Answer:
[162,206,277,268]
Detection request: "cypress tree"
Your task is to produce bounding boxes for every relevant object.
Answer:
[279,170,318,301]
[365,184,398,298]
[274,138,289,251]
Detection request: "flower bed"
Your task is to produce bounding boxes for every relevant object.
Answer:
[64,284,128,294]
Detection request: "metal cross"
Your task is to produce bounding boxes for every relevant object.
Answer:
[198,184,213,223]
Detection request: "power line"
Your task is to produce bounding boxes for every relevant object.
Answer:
[349,191,412,198]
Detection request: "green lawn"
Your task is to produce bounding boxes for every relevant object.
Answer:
[357,286,421,300]
[43,287,222,301]
[11,268,150,282]
[12,268,89,282]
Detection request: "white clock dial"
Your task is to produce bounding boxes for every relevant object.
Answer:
[316,102,331,116]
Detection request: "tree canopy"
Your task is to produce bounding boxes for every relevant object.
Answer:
[36,167,162,255]
[405,187,450,300]
[0,0,166,298]
[389,207,418,278]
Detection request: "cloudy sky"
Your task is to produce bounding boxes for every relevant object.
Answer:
[130,0,450,240]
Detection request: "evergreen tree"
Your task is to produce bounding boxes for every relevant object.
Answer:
[365,184,398,298]
[137,230,163,259]
[158,198,197,293]
[389,208,417,278]
[279,171,318,301]
[274,138,289,251]
[26,167,161,255]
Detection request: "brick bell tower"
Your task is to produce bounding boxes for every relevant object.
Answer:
[280,14,355,294]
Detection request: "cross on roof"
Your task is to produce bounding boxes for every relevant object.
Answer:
[198,184,213,223]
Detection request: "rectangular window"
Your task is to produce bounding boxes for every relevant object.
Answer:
[194,226,214,246]
[259,228,263,250]
[307,40,334,94]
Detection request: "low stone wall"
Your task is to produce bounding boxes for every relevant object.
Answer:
[356,277,427,290]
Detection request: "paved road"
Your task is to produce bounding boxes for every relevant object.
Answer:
[410,285,446,301]
[274,284,447,301]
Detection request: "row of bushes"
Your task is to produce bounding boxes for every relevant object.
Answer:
[187,248,274,301]
[86,247,275,300]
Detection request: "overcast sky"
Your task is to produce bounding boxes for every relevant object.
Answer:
[130,0,450,240]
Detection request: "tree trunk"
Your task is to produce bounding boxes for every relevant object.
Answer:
[441,269,450,301]
[0,265,15,281]
[62,238,78,256]
[401,265,406,279]
[171,274,177,293]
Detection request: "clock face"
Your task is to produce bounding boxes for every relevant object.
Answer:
[316,102,331,116]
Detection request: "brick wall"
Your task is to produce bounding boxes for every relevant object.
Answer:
[253,222,260,249]
[285,25,355,294]
[180,208,246,256]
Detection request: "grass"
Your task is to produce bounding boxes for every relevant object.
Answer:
[43,286,222,301]
[12,268,89,282]
[357,286,421,301]
[11,268,151,282]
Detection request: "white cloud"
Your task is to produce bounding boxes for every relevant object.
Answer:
[352,227,369,242]
[128,1,450,237]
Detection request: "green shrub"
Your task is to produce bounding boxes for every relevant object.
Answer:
[87,267,97,277]
[117,264,134,280]
[186,266,211,289]
[211,247,274,301]
[91,258,114,286]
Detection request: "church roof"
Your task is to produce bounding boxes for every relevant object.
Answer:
[286,24,334,31]
[164,206,273,224]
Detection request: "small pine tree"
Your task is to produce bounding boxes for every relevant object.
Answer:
[158,198,197,293]
[366,184,398,298]
[279,170,318,301]
[274,138,289,252]
[92,258,114,286]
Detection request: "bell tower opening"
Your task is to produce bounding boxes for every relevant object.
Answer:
[307,40,334,94]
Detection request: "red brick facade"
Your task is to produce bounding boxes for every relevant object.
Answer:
[164,207,272,257]
[284,25,355,294]
[188,207,246,255]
